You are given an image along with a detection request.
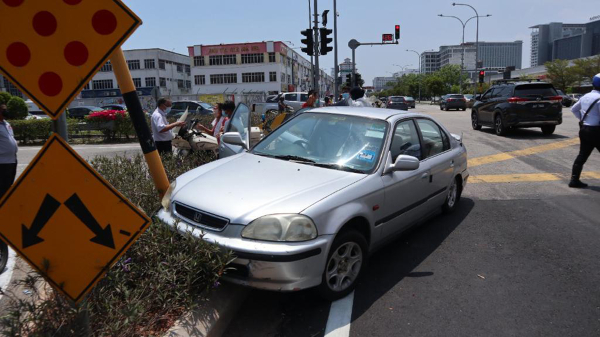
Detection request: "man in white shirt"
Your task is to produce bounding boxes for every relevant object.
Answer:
[0,103,18,199]
[569,73,600,188]
[151,98,185,155]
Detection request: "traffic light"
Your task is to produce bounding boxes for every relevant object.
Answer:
[345,74,352,87]
[355,73,362,86]
[395,25,400,40]
[478,70,485,84]
[320,28,333,55]
[301,29,314,56]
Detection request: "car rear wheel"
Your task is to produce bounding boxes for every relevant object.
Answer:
[541,125,556,135]
[442,176,462,214]
[318,230,367,301]
[495,114,506,136]
[471,112,482,130]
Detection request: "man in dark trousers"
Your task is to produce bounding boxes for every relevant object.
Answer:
[0,103,18,199]
[569,73,600,188]
[151,98,185,156]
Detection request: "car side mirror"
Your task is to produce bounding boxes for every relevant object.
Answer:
[392,155,420,171]
[222,132,248,150]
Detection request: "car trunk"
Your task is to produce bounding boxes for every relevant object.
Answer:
[512,84,562,121]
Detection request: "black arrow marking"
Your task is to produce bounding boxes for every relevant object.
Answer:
[64,194,115,249]
[22,194,61,249]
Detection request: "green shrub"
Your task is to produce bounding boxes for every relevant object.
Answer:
[9,118,52,143]
[6,96,28,120]
[0,153,230,337]
[0,92,11,105]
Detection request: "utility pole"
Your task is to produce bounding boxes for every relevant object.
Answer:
[313,0,320,93]
[333,0,339,99]
[308,0,313,90]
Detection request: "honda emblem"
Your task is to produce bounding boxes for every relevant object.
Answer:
[193,212,202,222]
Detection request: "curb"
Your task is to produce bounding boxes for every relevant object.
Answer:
[165,283,249,337]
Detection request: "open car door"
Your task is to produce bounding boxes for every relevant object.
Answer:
[218,103,251,159]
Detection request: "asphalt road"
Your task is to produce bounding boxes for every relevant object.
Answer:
[222,104,600,337]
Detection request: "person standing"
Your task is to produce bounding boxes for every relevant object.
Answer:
[0,104,18,200]
[151,98,185,156]
[197,103,226,138]
[302,90,317,108]
[278,95,287,113]
[569,73,600,188]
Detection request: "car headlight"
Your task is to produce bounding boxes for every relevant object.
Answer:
[241,214,317,242]
[161,181,177,211]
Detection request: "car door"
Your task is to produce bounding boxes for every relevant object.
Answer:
[218,103,251,158]
[415,118,455,211]
[478,89,497,124]
[379,119,432,237]
[284,93,302,111]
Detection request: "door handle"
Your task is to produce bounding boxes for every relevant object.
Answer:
[421,172,429,179]
[450,160,455,168]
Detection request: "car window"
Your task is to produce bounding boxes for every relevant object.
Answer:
[266,96,278,103]
[199,103,213,110]
[405,97,414,100]
[495,86,512,98]
[390,119,421,162]
[284,94,298,101]
[390,97,405,102]
[557,90,565,95]
[514,84,557,97]
[481,90,492,100]
[226,104,249,143]
[449,95,464,99]
[300,94,309,102]
[187,103,200,110]
[416,119,447,159]
[172,102,186,110]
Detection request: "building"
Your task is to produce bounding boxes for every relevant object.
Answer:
[529,21,600,67]
[1,74,24,98]
[421,51,441,74]
[393,69,420,77]
[188,41,334,99]
[373,77,397,91]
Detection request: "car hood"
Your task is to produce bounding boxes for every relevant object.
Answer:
[172,153,366,224]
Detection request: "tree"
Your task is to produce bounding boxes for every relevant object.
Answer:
[0,92,11,105]
[6,96,28,120]
[572,55,600,84]
[545,59,578,91]
[425,75,445,98]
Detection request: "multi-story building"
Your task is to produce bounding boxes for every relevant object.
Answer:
[373,77,397,91]
[421,51,441,74]
[1,74,24,98]
[188,41,334,97]
[393,69,420,77]
[530,22,589,66]
[339,58,356,82]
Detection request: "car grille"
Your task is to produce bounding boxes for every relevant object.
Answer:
[174,203,229,230]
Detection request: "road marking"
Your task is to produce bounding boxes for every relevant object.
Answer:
[325,291,354,337]
[468,138,580,167]
[469,171,600,183]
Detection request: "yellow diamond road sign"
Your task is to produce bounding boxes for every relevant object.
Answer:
[0,135,150,303]
[0,0,141,119]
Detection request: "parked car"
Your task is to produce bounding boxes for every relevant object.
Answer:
[67,106,104,119]
[440,94,467,111]
[464,94,476,108]
[556,90,574,107]
[101,104,127,111]
[471,81,563,136]
[167,101,214,119]
[157,106,469,300]
[253,92,312,115]
[403,96,416,109]
[386,96,408,110]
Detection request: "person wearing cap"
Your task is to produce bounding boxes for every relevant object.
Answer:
[568,73,600,188]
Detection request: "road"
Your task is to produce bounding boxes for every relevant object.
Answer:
[221,104,600,337]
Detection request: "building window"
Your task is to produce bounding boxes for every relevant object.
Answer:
[92,79,113,90]
[132,78,142,88]
[159,77,166,87]
[144,59,155,69]
[268,52,276,63]
[223,54,236,65]
[186,80,191,89]
[100,61,112,72]
[194,56,205,66]
[281,72,286,83]
[127,60,140,70]
[145,77,156,87]
[176,64,183,73]
[185,65,191,74]
[241,53,264,64]
[210,73,237,84]
[194,75,206,85]
[209,55,223,66]
[242,72,265,83]
[159,59,166,70]
[177,79,184,89]
[83,82,90,90]
[269,71,277,82]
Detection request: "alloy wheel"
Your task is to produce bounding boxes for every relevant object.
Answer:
[447,179,457,209]
[325,242,363,292]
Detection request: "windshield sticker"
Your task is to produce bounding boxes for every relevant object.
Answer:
[356,150,376,163]
[365,130,385,139]
[367,123,386,131]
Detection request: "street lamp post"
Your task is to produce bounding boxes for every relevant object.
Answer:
[453,2,483,96]
[438,14,467,94]
[406,50,422,101]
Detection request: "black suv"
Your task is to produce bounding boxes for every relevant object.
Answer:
[471,81,563,136]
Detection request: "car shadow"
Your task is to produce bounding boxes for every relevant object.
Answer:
[478,127,570,140]
[351,197,475,323]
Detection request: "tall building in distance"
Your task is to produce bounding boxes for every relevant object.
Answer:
[421,51,441,74]
[529,20,600,67]
[339,58,357,82]
[373,77,397,91]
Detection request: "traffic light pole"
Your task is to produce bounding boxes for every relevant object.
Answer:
[333,0,339,100]
[348,39,398,87]
[313,0,320,94]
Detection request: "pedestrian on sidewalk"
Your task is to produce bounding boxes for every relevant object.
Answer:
[569,73,600,188]
[0,104,18,200]
[151,98,185,156]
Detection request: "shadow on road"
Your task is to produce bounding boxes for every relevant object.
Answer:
[351,198,475,323]
[477,127,570,140]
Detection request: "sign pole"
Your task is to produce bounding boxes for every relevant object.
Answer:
[51,112,68,142]
[110,48,170,197]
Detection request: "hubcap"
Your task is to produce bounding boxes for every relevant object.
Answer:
[326,242,363,292]
[496,117,502,133]
[447,180,457,208]
[472,114,478,127]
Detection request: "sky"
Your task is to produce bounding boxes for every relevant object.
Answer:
[121,0,597,86]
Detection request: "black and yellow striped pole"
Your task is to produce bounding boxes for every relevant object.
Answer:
[110,48,170,197]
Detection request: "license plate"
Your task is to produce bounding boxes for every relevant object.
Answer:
[532,104,545,109]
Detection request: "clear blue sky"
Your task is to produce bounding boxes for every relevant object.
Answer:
[121,0,595,85]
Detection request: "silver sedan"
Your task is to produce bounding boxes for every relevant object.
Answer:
[158,107,469,300]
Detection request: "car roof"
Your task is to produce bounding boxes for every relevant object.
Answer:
[72,106,101,109]
[308,106,427,121]
[492,81,551,86]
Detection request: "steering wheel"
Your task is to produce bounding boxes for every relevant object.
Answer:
[294,139,309,149]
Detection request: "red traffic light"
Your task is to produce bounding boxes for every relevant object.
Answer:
[395,25,400,40]
[479,71,485,76]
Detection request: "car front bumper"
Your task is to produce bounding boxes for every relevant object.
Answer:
[156,208,332,292]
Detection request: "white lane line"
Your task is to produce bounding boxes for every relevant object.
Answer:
[0,248,17,300]
[325,291,354,337]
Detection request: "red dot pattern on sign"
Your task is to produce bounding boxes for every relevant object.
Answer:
[64,41,88,66]
[92,10,117,35]
[33,11,58,37]
[39,72,63,97]
[6,42,31,67]
[63,0,82,4]
[2,0,24,7]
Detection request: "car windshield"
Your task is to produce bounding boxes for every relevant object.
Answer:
[514,84,557,97]
[199,102,213,109]
[91,107,104,112]
[405,97,414,100]
[390,97,404,102]
[557,90,565,95]
[464,94,473,99]
[449,95,464,99]
[252,112,388,174]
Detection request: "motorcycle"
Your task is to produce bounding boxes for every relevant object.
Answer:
[172,118,219,157]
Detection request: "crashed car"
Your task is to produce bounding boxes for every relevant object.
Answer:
[158,107,469,300]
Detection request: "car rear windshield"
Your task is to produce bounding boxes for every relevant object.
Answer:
[448,95,464,98]
[514,84,557,98]
[405,97,414,100]
[390,97,405,102]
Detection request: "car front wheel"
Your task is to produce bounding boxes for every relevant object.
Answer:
[318,230,367,301]
[471,112,482,130]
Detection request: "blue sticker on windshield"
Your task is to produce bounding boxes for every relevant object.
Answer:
[357,150,376,163]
